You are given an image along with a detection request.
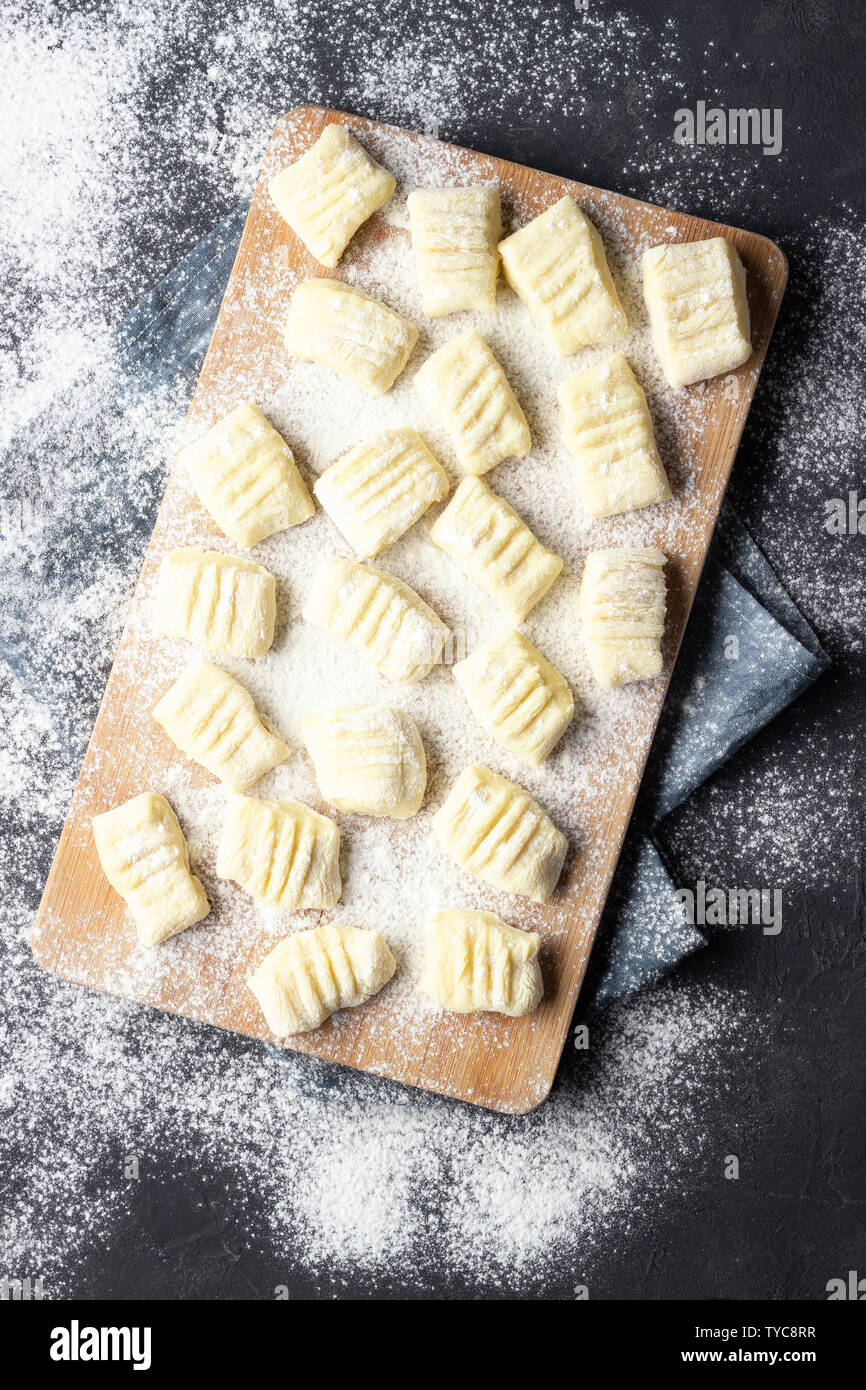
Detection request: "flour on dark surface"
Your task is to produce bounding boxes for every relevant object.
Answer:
[1,0,864,1295]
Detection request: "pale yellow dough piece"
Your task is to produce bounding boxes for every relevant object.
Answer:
[152,548,276,659]
[302,704,426,818]
[432,764,567,902]
[179,403,313,547]
[268,124,395,268]
[407,186,501,316]
[579,547,667,689]
[216,795,341,911]
[429,476,562,622]
[643,237,751,388]
[303,558,448,683]
[414,328,530,475]
[498,195,627,355]
[453,630,574,766]
[152,662,290,792]
[284,279,418,396]
[249,922,396,1036]
[422,909,542,1016]
[314,427,449,557]
[558,353,671,518]
[92,792,209,947]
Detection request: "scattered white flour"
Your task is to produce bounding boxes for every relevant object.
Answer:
[1,0,863,1291]
[1,842,753,1291]
[0,0,784,445]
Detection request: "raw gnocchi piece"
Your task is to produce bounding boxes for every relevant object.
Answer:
[248,922,396,1036]
[558,353,671,518]
[302,704,426,817]
[432,764,567,902]
[407,186,501,316]
[284,279,418,396]
[643,237,751,388]
[422,909,542,1016]
[268,124,395,268]
[303,558,448,683]
[579,547,667,689]
[498,195,627,355]
[414,328,530,475]
[453,630,574,766]
[429,476,562,622]
[314,427,449,558]
[92,792,209,947]
[179,403,313,547]
[216,795,341,911]
[152,548,276,659]
[152,662,290,792]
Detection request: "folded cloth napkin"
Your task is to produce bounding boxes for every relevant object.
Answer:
[2,205,828,1022]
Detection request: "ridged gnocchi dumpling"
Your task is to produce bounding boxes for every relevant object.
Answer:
[179,403,314,547]
[429,476,562,621]
[453,630,574,766]
[152,662,290,792]
[303,559,448,683]
[302,704,426,818]
[579,547,667,688]
[432,764,567,902]
[558,353,671,519]
[498,196,627,355]
[314,427,449,558]
[152,548,276,659]
[407,187,501,316]
[248,922,396,1036]
[268,124,395,268]
[92,792,210,947]
[216,795,341,911]
[643,237,751,388]
[414,328,530,475]
[422,910,542,1016]
[284,279,418,396]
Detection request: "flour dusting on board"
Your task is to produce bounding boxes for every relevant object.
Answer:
[41,109,731,1062]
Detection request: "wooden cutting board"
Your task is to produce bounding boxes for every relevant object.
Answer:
[32,106,787,1112]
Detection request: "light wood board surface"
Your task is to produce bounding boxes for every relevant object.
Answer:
[32,106,788,1112]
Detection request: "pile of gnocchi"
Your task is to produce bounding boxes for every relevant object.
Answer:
[93,122,752,1039]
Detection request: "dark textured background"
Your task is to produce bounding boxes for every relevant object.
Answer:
[5,0,866,1299]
